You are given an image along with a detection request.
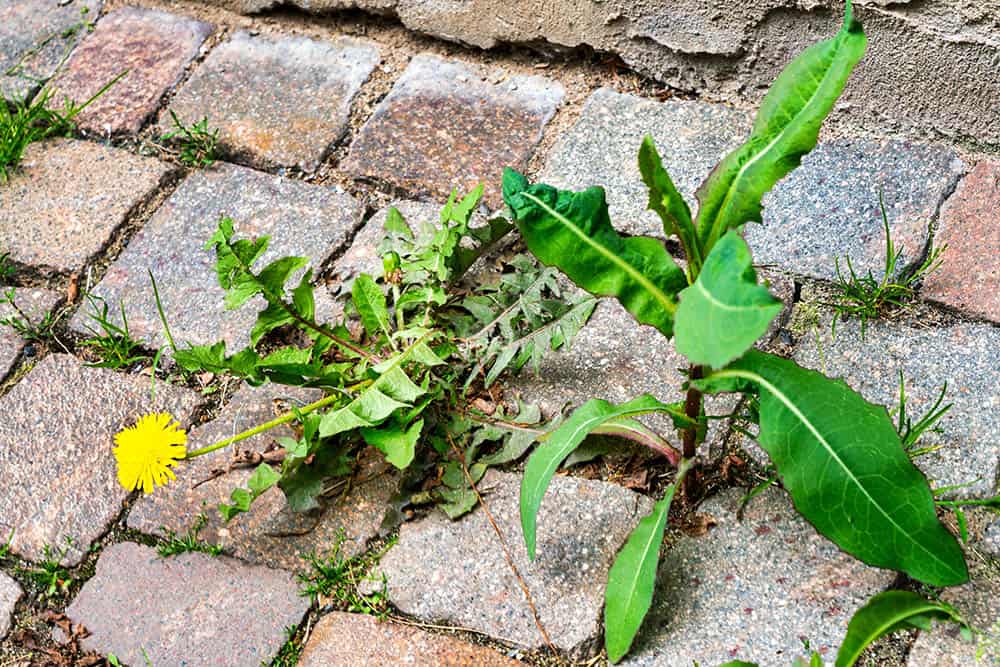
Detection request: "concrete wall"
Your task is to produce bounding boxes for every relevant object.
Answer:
[213,0,1000,149]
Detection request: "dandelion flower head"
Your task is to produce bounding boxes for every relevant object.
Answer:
[114,413,187,494]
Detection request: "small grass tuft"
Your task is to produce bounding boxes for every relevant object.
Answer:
[270,626,303,667]
[297,531,393,618]
[0,287,59,343]
[16,538,74,599]
[156,513,224,557]
[161,109,219,168]
[827,193,945,337]
[78,294,150,369]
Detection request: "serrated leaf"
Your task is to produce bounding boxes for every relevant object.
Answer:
[638,135,700,272]
[247,463,280,493]
[352,273,391,339]
[836,591,960,667]
[605,460,689,662]
[503,169,687,339]
[674,231,782,369]
[694,2,866,252]
[362,419,423,469]
[250,302,294,347]
[699,350,968,587]
[384,206,413,239]
[520,394,685,560]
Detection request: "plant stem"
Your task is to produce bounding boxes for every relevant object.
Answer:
[184,392,340,459]
[681,364,704,460]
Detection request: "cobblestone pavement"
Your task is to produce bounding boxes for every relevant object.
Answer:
[1,1,998,666]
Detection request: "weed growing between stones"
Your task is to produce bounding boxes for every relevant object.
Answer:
[159,109,219,168]
[15,540,73,601]
[826,194,946,338]
[297,531,392,618]
[78,294,150,370]
[0,288,59,344]
[502,2,973,663]
[155,513,223,558]
[0,70,124,182]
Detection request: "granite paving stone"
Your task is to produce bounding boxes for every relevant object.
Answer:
[128,384,399,572]
[62,542,308,666]
[791,308,1000,500]
[69,162,362,353]
[750,138,966,281]
[984,519,1000,556]
[0,354,201,565]
[621,487,895,666]
[164,31,379,172]
[923,160,1000,324]
[541,88,750,236]
[373,470,653,656]
[299,612,528,666]
[0,138,173,272]
[0,287,60,379]
[907,574,1000,666]
[0,0,102,102]
[0,573,21,641]
[344,53,564,206]
[46,7,213,134]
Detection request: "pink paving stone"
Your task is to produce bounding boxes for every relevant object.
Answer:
[299,612,528,666]
[67,162,362,353]
[0,354,201,565]
[0,138,174,272]
[46,7,212,135]
[0,573,21,640]
[164,31,379,171]
[127,384,400,572]
[62,542,308,666]
[343,54,564,207]
[923,160,1000,324]
[0,287,60,379]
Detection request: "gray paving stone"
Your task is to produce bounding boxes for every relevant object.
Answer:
[69,162,362,354]
[923,160,1000,324]
[985,519,1000,556]
[299,612,528,666]
[128,384,399,572]
[374,470,653,656]
[540,88,751,236]
[344,54,563,207]
[0,0,102,102]
[0,572,21,640]
[0,287,60,379]
[164,31,379,172]
[790,310,999,500]
[622,487,895,666]
[47,7,212,134]
[907,575,1000,666]
[0,138,173,272]
[0,354,201,565]
[63,542,308,666]
[750,138,966,281]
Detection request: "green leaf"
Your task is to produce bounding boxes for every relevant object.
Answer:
[836,591,961,667]
[694,2,866,252]
[674,231,782,369]
[362,419,423,469]
[638,135,700,273]
[503,169,687,338]
[699,350,968,586]
[352,273,391,339]
[520,394,684,560]
[605,460,691,663]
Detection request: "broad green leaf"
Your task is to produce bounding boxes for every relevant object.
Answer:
[638,135,700,273]
[674,231,782,369]
[520,394,685,560]
[362,419,423,469]
[699,350,968,586]
[352,273,391,339]
[605,460,690,662]
[503,169,687,338]
[836,591,961,667]
[695,2,866,252]
[592,417,681,465]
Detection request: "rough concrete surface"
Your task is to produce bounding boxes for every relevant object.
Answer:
[375,470,653,656]
[200,0,1000,149]
[622,487,895,666]
[0,355,201,565]
[62,542,308,666]
[164,30,380,171]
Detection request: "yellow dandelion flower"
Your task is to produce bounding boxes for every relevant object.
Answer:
[113,413,187,494]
